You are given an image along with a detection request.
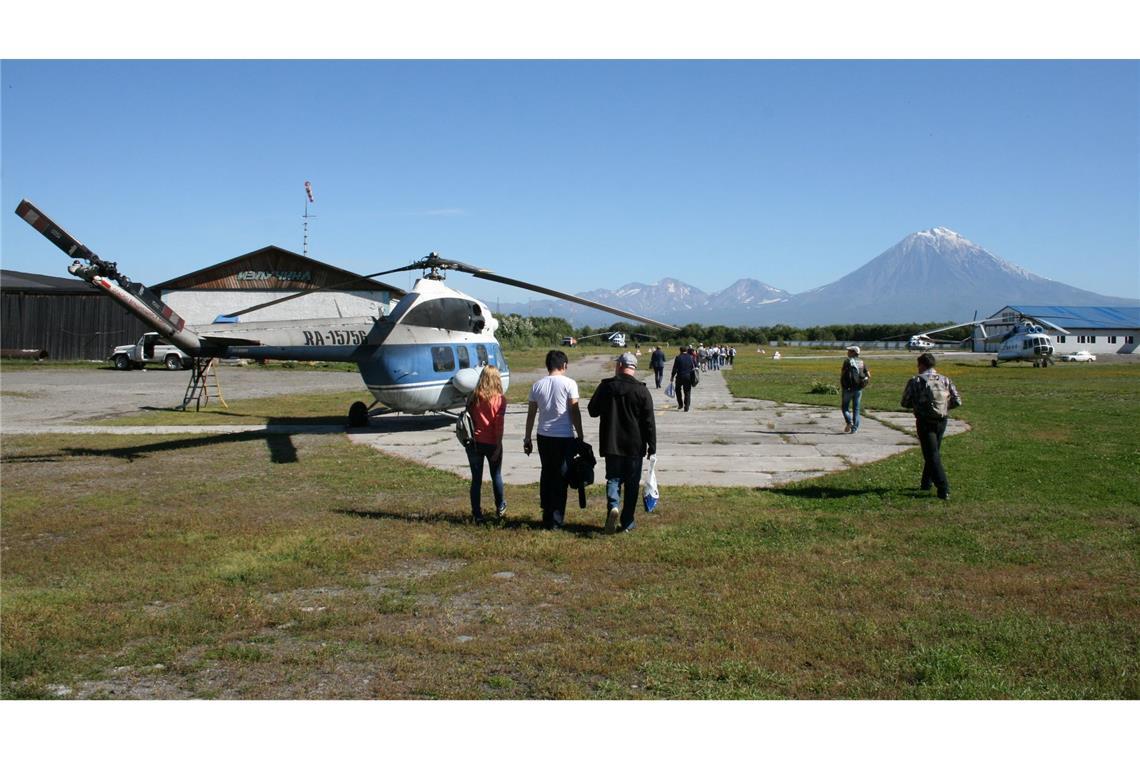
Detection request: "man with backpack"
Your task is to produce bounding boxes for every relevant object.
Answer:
[900,352,962,501]
[840,346,871,433]
[588,352,657,534]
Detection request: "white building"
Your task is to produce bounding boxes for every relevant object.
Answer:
[976,305,1140,356]
[152,246,404,326]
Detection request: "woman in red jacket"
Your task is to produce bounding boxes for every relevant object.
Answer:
[466,365,507,524]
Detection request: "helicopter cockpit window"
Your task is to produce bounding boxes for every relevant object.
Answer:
[475,344,489,366]
[401,297,486,334]
[456,345,471,369]
[432,346,456,372]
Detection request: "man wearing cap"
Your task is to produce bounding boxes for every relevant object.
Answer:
[587,352,657,534]
[839,345,871,433]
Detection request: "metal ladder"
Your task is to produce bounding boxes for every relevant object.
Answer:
[180,357,228,411]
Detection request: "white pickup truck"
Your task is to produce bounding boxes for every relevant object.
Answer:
[110,332,192,370]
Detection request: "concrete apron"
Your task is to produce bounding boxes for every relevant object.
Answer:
[347,358,967,489]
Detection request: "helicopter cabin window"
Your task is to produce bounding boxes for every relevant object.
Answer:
[475,344,489,366]
[456,345,471,369]
[401,298,486,334]
[432,346,456,372]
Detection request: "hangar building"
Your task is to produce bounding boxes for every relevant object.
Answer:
[976,305,1140,356]
[152,246,404,325]
[2,247,405,361]
[1,269,150,360]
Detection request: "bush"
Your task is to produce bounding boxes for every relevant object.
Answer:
[809,380,839,395]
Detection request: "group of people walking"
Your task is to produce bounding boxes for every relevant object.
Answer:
[464,350,656,534]
[459,343,964,532]
[840,346,962,500]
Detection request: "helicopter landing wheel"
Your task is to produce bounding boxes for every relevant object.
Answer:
[991,359,998,367]
[348,401,369,428]
[1032,360,1040,368]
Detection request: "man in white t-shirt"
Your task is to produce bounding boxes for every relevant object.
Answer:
[524,350,585,530]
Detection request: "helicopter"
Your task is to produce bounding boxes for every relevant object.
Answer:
[890,313,1068,367]
[14,199,678,424]
[575,331,656,348]
[984,317,1066,367]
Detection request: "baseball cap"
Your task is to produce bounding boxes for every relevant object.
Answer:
[618,351,638,367]
[846,346,860,355]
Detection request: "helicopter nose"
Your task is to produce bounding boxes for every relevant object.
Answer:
[451,367,483,394]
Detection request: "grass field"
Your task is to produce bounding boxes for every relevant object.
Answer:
[1,351,1137,699]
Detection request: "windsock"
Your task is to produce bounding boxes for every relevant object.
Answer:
[304,181,315,203]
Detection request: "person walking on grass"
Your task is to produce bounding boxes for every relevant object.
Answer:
[900,352,962,501]
[465,365,507,525]
[588,352,656,534]
[523,350,584,530]
[839,345,871,433]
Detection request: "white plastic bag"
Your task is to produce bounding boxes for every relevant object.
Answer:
[665,382,675,398]
[642,454,659,512]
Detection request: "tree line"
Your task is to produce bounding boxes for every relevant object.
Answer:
[492,313,971,350]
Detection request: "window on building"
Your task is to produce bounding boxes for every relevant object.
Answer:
[456,345,471,369]
[1056,335,1066,344]
[1128,336,1135,344]
[432,346,455,372]
[1108,335,1118,344]
[1086,335,1096,344]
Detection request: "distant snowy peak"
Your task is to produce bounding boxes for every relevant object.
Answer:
[710,278,790,305]
[895,227,1038,282]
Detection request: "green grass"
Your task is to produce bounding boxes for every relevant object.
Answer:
[1,353,1137,699]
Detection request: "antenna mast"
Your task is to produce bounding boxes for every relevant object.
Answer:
[302,180,317,257]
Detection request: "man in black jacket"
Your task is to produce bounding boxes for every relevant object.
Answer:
[588,352,657,534]
[670,346,697,411]
[649,346,667,389]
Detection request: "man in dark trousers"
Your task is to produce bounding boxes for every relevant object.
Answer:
[670,346,697,411]
[900,352,962,501]
[649,345,667,389]
[588,352,657,534]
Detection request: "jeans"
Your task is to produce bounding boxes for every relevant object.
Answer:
[605,455,644,531]
[653,366,664,388]
[537,435,575,528]
[673,376,693,410]
[466,441,505,519]
[841,388,863,430]
[915,416,949,496]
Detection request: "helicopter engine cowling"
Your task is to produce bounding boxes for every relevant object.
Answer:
[451,366,484,395]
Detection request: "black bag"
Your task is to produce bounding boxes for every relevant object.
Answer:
[454,408,475,447]
[565,440,597,509]
[690,368,700,386]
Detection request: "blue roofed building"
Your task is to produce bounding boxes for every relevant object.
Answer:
[977,305,1140,355]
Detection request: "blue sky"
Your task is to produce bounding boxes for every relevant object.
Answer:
[2,59,1137,307]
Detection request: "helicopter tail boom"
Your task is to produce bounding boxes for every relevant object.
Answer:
[15,199,202,354]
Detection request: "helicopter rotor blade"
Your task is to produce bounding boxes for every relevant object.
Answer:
[220,263,420,319]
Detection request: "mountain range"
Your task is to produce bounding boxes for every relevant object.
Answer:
[496,227,1139,327]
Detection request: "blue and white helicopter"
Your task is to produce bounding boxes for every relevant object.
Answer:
[15,199,677,424]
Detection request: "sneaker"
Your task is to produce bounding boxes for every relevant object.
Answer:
[937,492,950,501]
[622,521,636,533]
[495,502,507,520]
[844,423,852,433]
[605,507,620,534]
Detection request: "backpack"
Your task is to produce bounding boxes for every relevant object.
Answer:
[914,374,950,420]
[844,358,868,389]
[454,408,475,447]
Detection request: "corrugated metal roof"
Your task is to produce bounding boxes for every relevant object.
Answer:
[1,269,99,293]
[997,305,1140,330]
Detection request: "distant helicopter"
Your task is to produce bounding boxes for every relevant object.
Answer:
[15,200,678,424]
[892,313,1067,367]
[575,331,656,348]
